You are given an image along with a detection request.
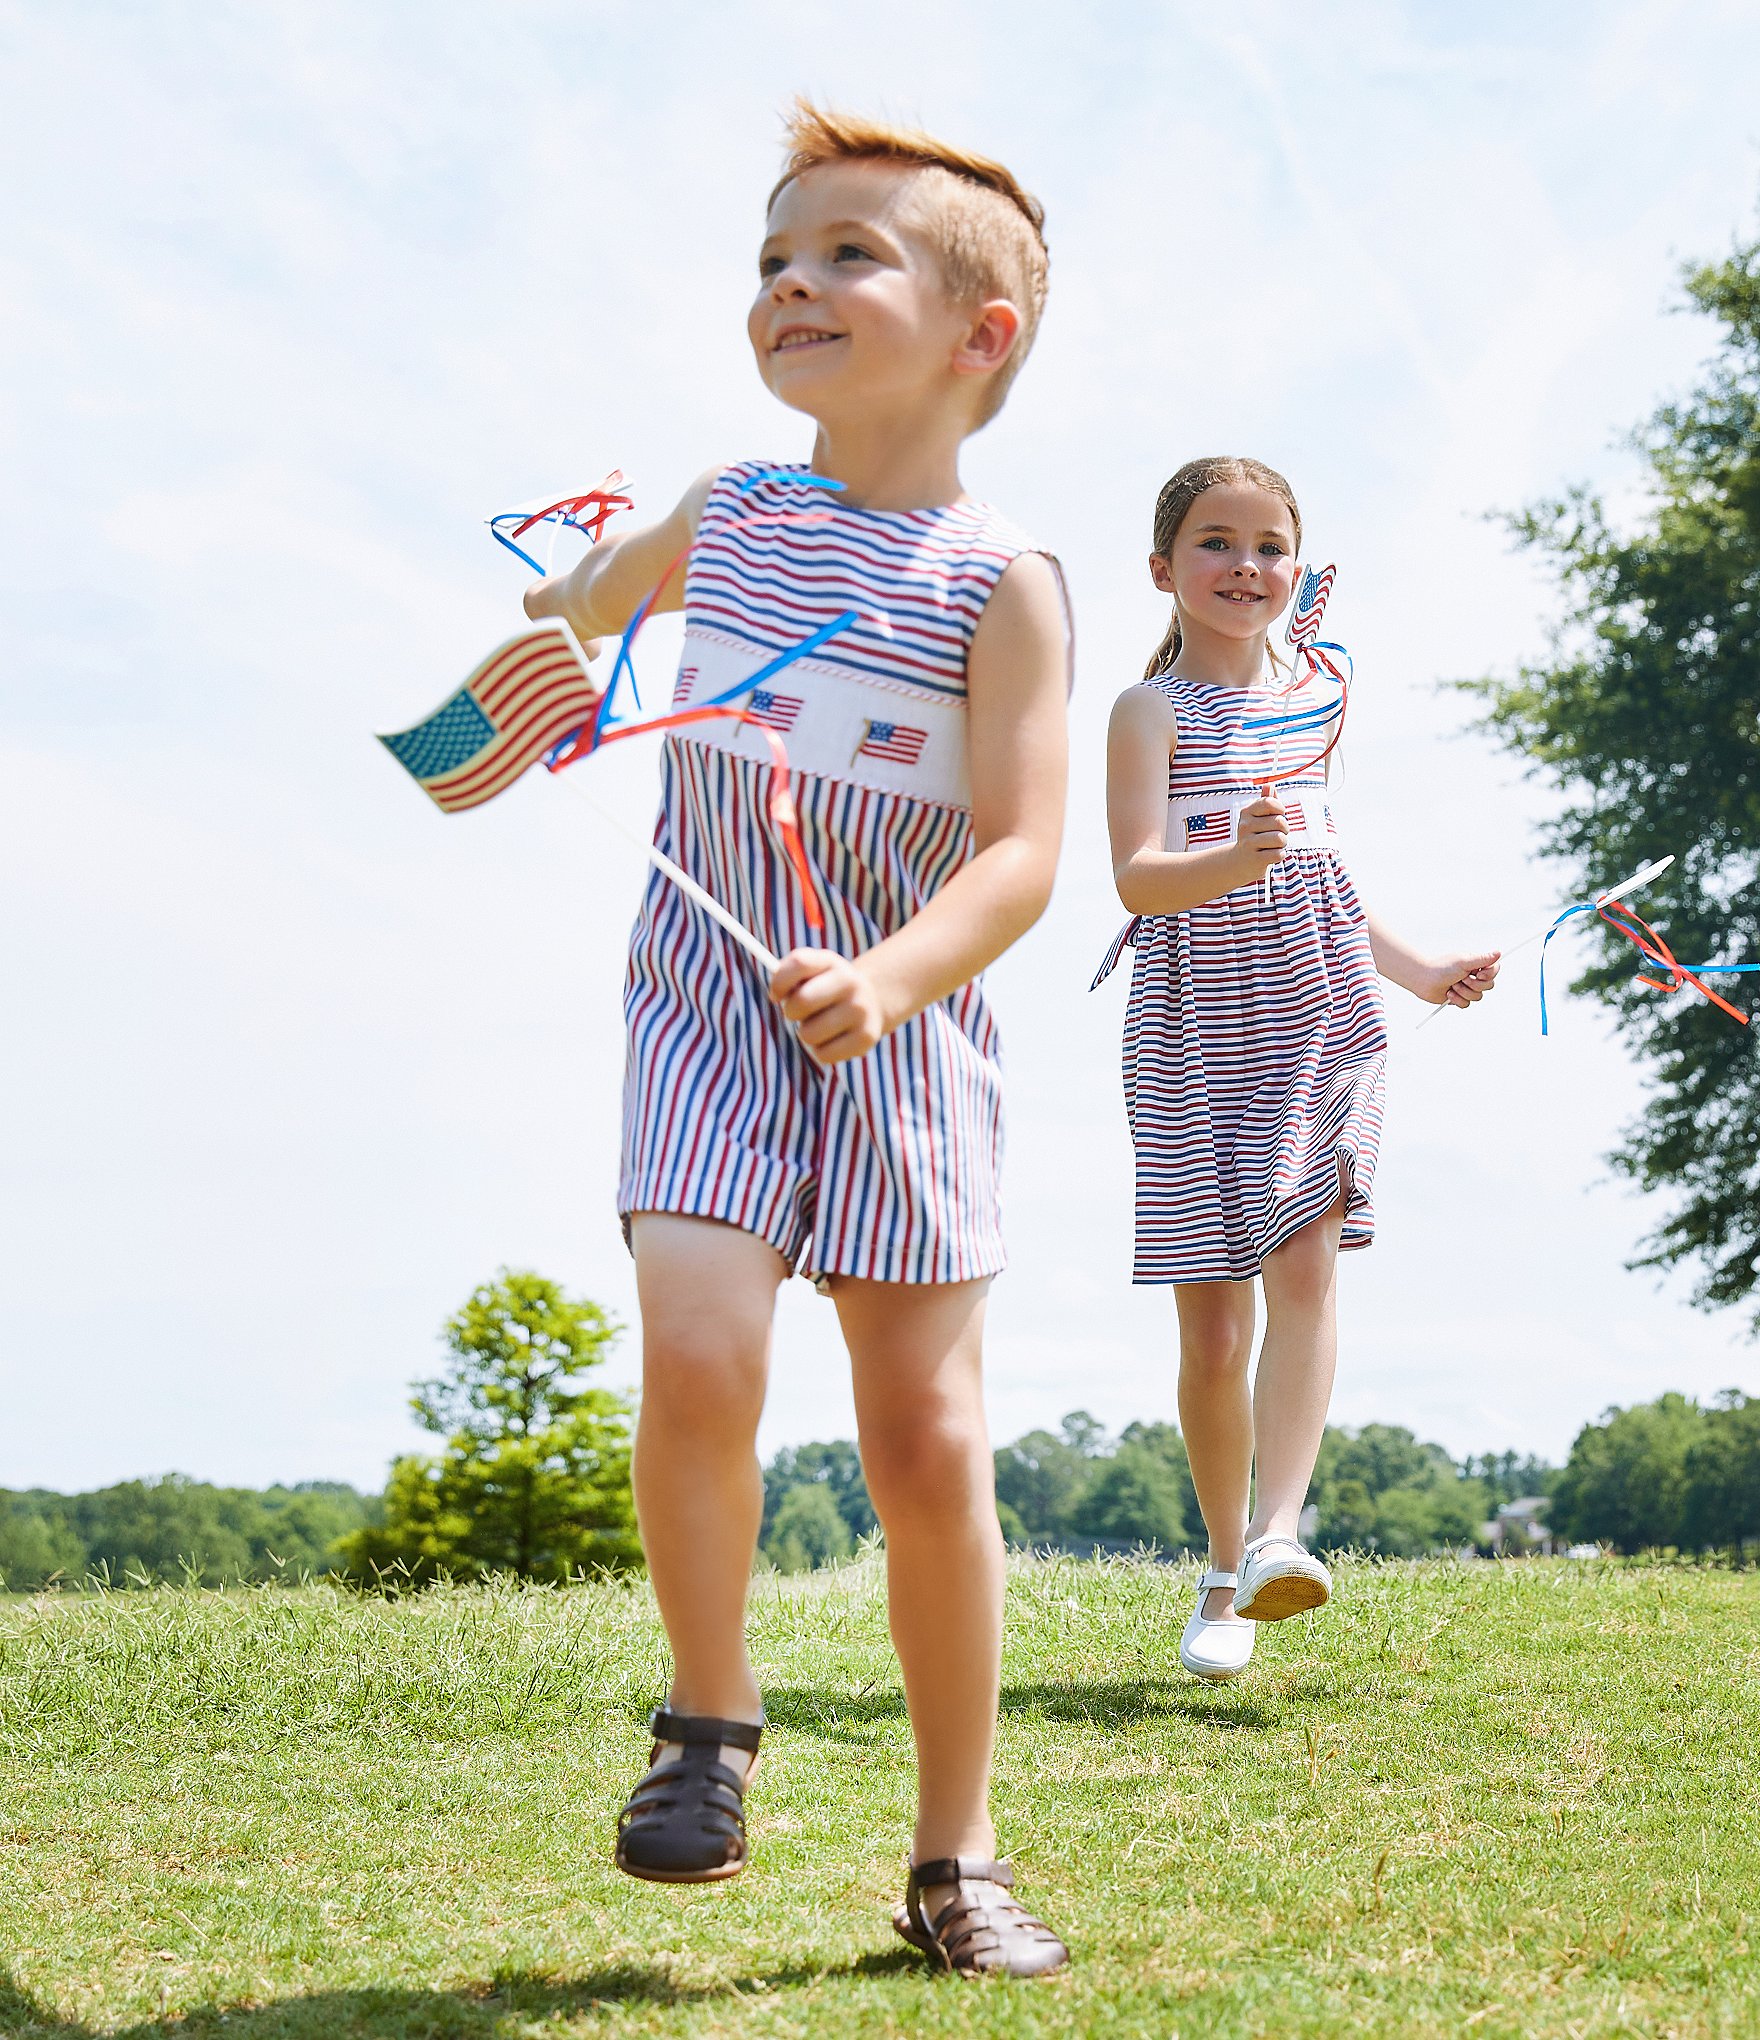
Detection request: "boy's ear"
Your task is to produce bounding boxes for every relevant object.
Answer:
[1148,553,1176,594]
[951,298,1022,382]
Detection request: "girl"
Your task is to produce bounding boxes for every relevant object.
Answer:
[1099,457,1498,1682]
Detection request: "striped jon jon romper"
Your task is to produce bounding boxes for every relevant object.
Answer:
[619,461,1065,1286]
[1095,671,1388,1284]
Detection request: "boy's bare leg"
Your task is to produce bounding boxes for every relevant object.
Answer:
[630,1213,787,1778]
[836,1275,1002,1904]
[1174,1279,1257,1618]
[1246,1197,1347,1544]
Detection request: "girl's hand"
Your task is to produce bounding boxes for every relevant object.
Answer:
[770,949,890,1063]
[1421,951,1502,1008]
[1232,797,1289,880]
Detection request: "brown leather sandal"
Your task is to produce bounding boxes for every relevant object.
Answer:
[613,1709,762,1883]
[892,1856,1070,1977]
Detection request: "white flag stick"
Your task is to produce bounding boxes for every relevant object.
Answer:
[1413,854,1675,1031]
[555,770,781,974]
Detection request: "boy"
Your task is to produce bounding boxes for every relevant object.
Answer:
[526,103,1070,1977]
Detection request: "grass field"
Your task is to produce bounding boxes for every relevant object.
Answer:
[1,1554,1756,2038]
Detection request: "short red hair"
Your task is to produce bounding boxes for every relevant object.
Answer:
[768,101,1050,424]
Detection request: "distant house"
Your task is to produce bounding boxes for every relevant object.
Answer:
[1481,1497,1555,1555]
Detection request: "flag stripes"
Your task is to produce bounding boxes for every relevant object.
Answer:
[377,624,600,814]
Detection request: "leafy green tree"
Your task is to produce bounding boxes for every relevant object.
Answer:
[1067,1439,1190,1552]
[1460,1453,1559,1507]
[1680,1390,1760,1549]
[339,1269,639,1584]
[1550,1393,1706,1551]
[1317,1476,1379,1552]
[994,1413,1106,1542]
[765,1483,854,1573]
[1466,230,1760,1323]
[0,1494,86,1588]
[760,1439,875,1546]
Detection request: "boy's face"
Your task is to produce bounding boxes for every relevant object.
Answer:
[750,162,987,427]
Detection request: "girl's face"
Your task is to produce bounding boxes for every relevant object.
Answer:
[1149,483,1299,643]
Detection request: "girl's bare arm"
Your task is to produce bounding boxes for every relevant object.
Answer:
[1106,685,1286,914]
[1366,914,1501,1008]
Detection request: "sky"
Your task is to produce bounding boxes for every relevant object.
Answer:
[4,0,1758,1495]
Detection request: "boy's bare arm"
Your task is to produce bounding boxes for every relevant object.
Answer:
[1106,686,1286,913]
[771,553,1069,1064]
[524,470,719,639]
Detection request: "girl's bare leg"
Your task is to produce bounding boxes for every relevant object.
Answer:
[1247,1196,1347,1544]
[629,1213,787,1773]
[836,1275,1000,1877]
[1175,1279,1257,1617]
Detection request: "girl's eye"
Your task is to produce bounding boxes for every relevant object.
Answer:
[758,256,785,279]
[1259,542,1287,556]
[1199,537,1230,551]
[834,243,872,263]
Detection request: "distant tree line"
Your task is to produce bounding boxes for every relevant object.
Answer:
[1548,1391,1759,1553]
[756,1412,1565,1571]
[4,1269,1752,1590]
[0,1478,372,1589]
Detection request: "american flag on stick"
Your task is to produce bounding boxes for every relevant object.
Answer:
[855,719,927,766]
[1286,563,1336,647]
[377,622,600,813]
[1186,811,1231,846]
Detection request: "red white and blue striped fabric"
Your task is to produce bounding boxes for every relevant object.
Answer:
[1112,673,1387,1283]
[684,464,1037,700]
[621,461,1053,1284]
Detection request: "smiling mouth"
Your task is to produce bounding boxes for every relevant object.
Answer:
[772,329,845,354]
[1218,589,1263,603]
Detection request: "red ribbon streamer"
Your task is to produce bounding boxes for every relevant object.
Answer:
[1597,898,1749,1027]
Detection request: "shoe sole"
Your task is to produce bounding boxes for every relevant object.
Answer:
[614,1847,747,1884]
[1236,1571,1330,1621]
[1178,1651,1252,1682]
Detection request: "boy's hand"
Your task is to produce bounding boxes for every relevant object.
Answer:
[1420,951,1501,1007]
[1231,797,1289,880]
[770,949,889,1064]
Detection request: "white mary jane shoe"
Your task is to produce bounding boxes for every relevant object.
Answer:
[1234,1534,1332,1622]
[1178,1568,1256,1682]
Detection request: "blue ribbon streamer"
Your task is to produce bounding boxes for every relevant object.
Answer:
[1241,641,1353,734]
[551,470,862,761]
[1540,900,1759,1035]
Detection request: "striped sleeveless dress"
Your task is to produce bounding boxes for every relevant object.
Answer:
[619,461,1063,1286]
[1099,672,1387,1284]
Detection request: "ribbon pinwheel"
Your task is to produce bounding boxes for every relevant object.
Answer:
[487,472,635,575]
[1538,857,1756,1035]
[1240,563,1348,896]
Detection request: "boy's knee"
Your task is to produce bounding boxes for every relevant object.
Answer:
[640,1328,766,1444]
[860,1408,986,1525]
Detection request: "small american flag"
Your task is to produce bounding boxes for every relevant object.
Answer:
[378,623,599,813]
[855,718,927,766]
[745,688,802,733]
[1287,563,1336,647]
[1284,798,1307,833]
[1186,811,1230,846]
